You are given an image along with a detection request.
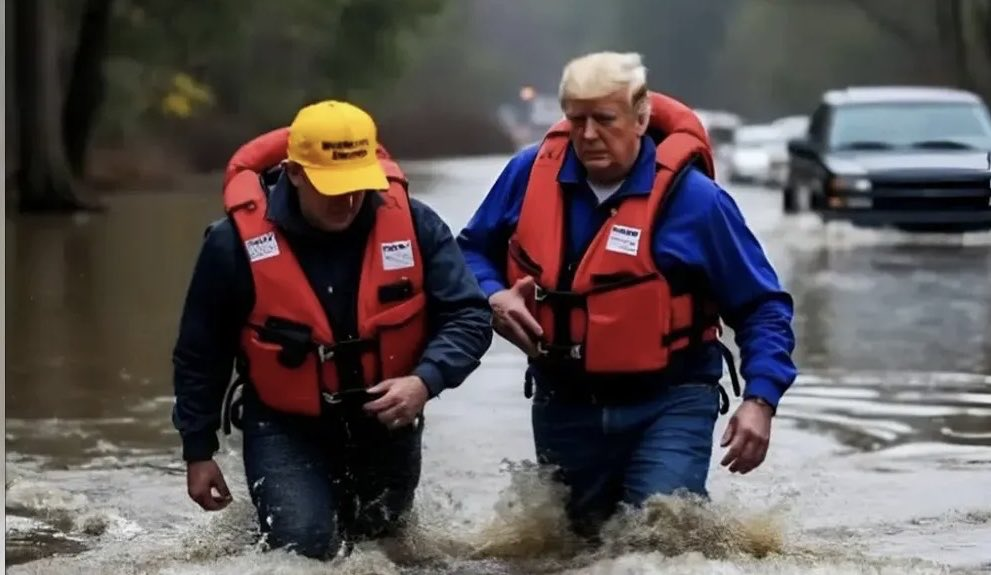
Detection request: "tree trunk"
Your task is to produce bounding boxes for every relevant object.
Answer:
[936,0,970,88]
[979,1,991,65]
[965,0,991,102]
[63,0,115,178]
[14,0,93,212]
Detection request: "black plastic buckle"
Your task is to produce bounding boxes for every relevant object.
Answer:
[321,388,384,406]
[536,341,583,360]
[316,338,372,363]
[534,284,548,302]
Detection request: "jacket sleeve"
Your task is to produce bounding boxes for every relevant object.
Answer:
[171,218,251,461]
[410,198,495,398]
[697,179,798,410]
[455,145,537,298]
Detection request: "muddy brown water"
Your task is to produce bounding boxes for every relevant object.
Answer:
[6,156,991,574]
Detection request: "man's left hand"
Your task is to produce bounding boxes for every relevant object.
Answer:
[719,398,774,474]
[363,376,429,429]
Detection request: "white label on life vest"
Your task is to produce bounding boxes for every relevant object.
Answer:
[245,232,280,262]
[381,240,415,270]
[605,225,641,256]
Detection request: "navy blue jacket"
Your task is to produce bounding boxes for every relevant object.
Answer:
[457,136,797,407]
[172,169,493,461]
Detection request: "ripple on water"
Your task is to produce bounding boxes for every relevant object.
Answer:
[778,370,991,452]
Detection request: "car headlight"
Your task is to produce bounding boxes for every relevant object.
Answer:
[829,176,872,193]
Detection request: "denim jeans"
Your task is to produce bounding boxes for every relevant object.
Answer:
[240,391,423,559]
[531,382,721,537]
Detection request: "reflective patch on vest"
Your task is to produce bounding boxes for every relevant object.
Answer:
[605,225,641,256]
[244,232,280,262]
[381,240,415,270]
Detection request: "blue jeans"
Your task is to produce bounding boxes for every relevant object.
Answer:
[531,382,721,537]
[240,392,423,559]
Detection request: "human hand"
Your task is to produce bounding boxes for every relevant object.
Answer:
[187,459,233,511]
[363,376,429,429]
[720,398,774,474]
[489,277,544,357]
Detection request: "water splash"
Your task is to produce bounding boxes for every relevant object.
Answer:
[7,454,986,574]
[595,493,786,561]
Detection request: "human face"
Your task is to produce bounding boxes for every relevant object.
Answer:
[286,162,367,232]
[563,88,648,185]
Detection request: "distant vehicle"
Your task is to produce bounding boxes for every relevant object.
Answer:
[497,88,562,151]
[767,115,810,187]
[784,86,991,231]
[728,124,779,185]
[696,109,742,178]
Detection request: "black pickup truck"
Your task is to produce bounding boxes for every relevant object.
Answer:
[783,86,991,232]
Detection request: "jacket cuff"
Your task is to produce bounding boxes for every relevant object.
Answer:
[182,430,219,462]
[480,279,507,300]
[413,362,446,398]
[743,378,783,412]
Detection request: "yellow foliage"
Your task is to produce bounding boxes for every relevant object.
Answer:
[160,73,215,119]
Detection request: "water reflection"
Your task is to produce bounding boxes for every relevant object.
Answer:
[782,240,991,452]
[5,192,219,461]
[787,243,991,376]
[779,371,991,451]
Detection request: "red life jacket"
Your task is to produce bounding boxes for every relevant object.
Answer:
[506,92,722,376]
[222,127,428,417]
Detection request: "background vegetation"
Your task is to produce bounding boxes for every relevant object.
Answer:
[6,0,990,211]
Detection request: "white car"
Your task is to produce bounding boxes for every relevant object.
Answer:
[728,124,780,184]
[696,109,742,180]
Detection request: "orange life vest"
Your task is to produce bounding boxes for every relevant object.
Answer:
[222,127,428,417]
[506,92,722,376]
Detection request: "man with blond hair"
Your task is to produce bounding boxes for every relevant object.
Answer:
[458,52,796,536]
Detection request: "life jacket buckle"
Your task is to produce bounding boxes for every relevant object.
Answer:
[321,388,385,406]
[534,284,547,302]
[536,342,583,360]
[317,344,335,362]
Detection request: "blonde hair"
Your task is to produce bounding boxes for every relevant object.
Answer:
[558,51,649,117]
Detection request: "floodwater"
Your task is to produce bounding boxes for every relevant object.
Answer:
[5,156,991,574]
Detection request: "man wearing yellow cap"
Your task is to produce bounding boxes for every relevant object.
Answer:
[171,100,493,559]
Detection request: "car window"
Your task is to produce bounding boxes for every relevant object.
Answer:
[828,102,991,150]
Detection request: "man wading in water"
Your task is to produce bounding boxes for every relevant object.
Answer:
[171,100,492,558]
[458,51,797,537]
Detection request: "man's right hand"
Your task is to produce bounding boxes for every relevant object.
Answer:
[187,459,233,511]
[489,276,544,357]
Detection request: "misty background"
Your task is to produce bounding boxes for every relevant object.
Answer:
[6,0,991,208]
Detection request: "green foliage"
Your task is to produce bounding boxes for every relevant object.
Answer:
[95,0,447,152]
[64,0,991,178]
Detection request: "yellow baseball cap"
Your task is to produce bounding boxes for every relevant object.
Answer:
[286,100,389,196]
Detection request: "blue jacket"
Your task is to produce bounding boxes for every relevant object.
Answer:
[172,169,493,461]
[456,136,797,407]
